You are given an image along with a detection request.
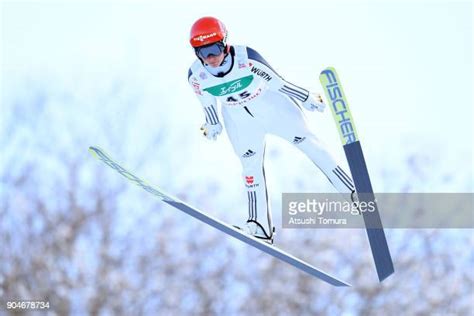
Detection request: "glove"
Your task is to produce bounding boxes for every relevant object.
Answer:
[302,93,326,112]
[200,122,223,141]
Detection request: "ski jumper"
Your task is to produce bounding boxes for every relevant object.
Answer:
[188,45,355,237]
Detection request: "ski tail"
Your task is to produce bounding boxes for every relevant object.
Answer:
[344,141,395,281]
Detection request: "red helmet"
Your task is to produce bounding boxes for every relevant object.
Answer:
[189,17,227,48]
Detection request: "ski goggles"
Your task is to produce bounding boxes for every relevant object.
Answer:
[195,42,225,59]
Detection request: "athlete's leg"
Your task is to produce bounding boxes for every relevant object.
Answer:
[262,92,355,197]
[221,106,274,238]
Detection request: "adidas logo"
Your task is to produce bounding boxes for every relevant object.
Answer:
[242,149,256,158]
[292,136,306,144]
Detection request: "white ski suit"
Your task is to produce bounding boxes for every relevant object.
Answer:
[188,45,355,237]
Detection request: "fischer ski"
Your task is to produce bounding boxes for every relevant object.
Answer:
[88,146,350,287]
[319,67,394,282]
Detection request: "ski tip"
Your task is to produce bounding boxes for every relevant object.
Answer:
[88,146,104,159]
[88,146,98,155]
[319,66,337,78]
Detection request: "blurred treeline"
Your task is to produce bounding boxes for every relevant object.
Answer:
[1,79,473,315]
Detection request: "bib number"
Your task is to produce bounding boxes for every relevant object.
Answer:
[226,91,251,102]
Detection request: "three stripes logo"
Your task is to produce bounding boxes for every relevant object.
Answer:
[332,166,355,191]
[242,149,256,158]
[279,84,309,102]
[292,136,306,144]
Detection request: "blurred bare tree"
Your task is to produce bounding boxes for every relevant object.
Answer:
[1,79,472,315]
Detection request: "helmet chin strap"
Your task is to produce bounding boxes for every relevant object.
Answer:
[218,47,230,67]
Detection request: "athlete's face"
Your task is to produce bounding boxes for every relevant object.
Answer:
[203,52,225,68]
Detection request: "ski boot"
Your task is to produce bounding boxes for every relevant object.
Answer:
[234,220,275,245]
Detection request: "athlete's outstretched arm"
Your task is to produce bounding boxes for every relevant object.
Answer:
[246,47,310,102]
[188,69,220,125]
[246,47,325,112]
